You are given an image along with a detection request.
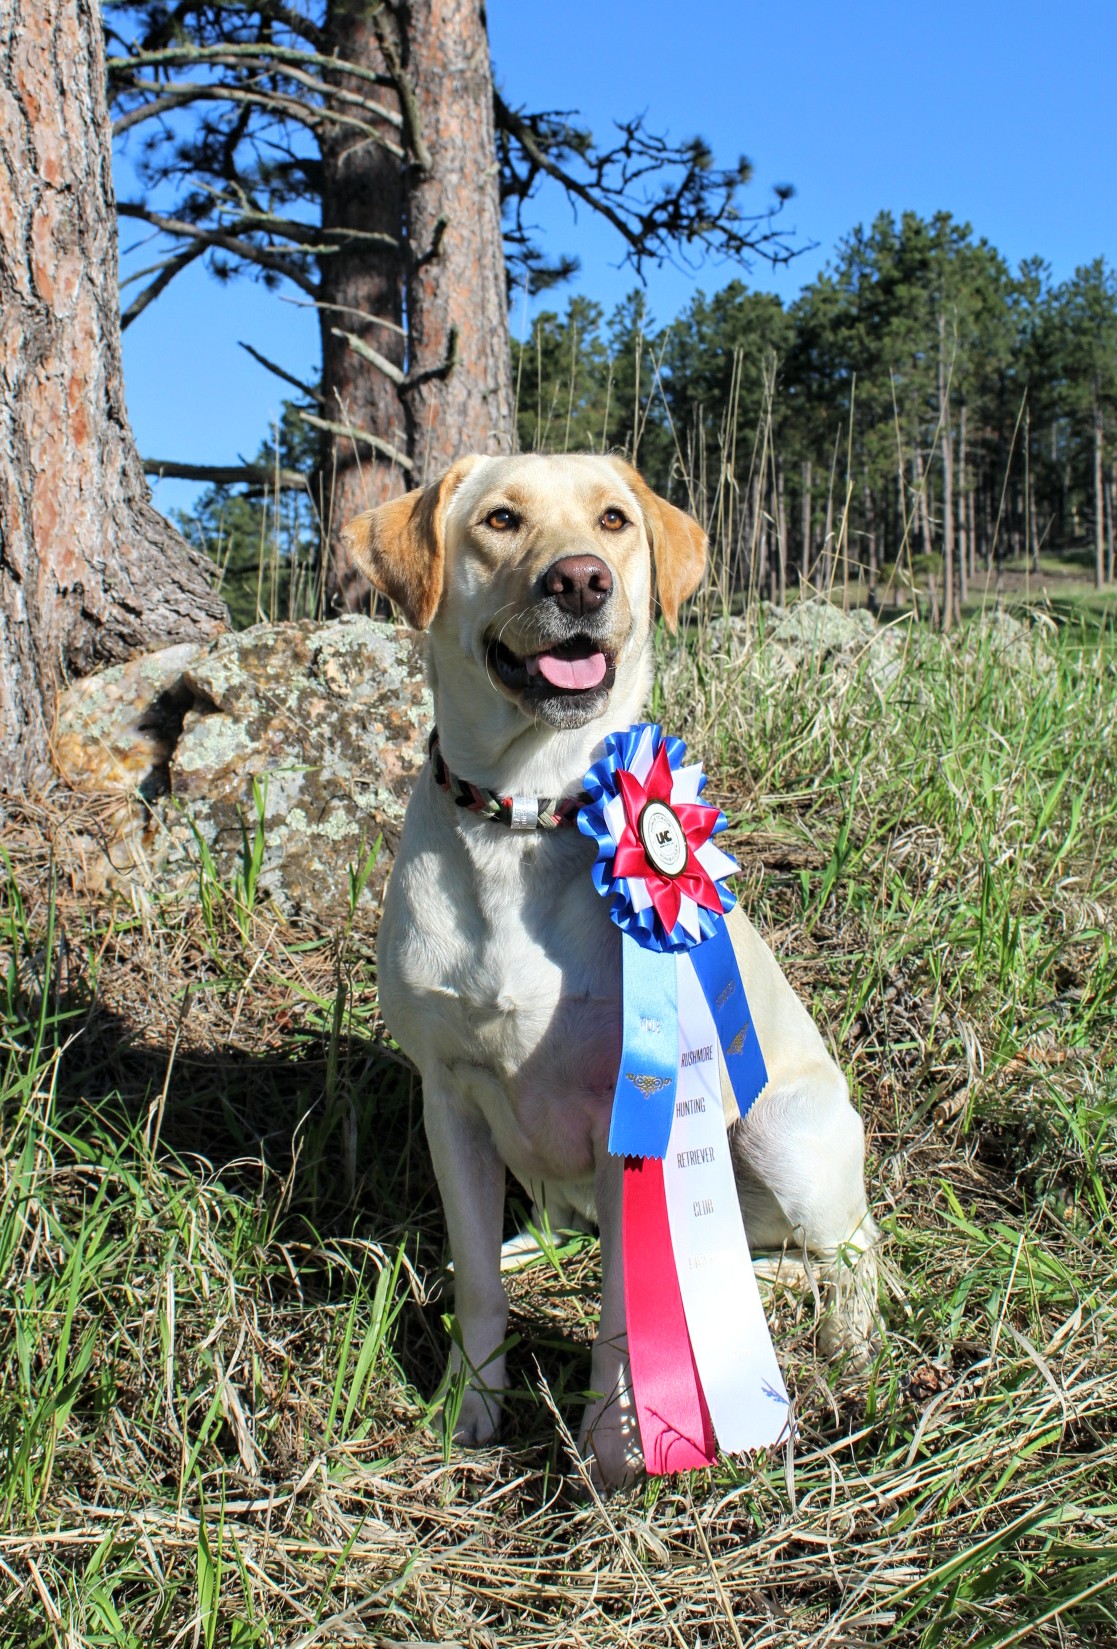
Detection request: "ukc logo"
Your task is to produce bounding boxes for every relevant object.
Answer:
[638,800,688,877]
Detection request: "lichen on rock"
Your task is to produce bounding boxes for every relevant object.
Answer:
[53,615,431,924]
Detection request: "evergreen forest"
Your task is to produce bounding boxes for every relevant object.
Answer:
[176,211,1117,628]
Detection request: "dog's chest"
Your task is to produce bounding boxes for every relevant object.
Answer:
[380,797,623,1169]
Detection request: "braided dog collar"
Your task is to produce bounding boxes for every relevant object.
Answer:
[428,729,585,831]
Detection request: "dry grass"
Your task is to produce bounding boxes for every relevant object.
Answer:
[2,605,1116,1647]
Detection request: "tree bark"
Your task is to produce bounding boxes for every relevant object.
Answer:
[317,5,408,607]
[0,0,226,786]
[938,316,955,631]
[941,420,955,630]
[1094,394,1105,589]
[956,402,968,604]
[913,445,933,565]
[1027,439,1040,573]
[317,0,515,609]
[800,457,812,587]
[406,0,515,478]
[774,457,787,604]
[821,451,835,591]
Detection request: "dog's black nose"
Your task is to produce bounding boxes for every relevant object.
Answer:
[542,555,613,616]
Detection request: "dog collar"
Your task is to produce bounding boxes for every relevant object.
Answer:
[428,729,584,831]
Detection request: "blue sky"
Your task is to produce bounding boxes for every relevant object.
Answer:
[119,0,1117,516]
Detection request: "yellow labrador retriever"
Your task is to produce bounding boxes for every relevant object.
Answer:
[344,453,878,1486]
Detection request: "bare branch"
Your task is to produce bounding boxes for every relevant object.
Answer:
[495,93,642,256]
[331,324,459,394]
[285,297,406,337]
[402,326,460,392]
[117,202,321,297]
[121,241,208,329]
[113,78,405,153]
[239,341,325,403]
[297,411,413,471]
[330,327,405,386]
[106,42,397,99]
[234,212,401,253]
[368,6,431,169]
[143,459,307,490]
[494,93,803,282]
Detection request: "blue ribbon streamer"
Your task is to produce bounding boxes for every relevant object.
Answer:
[608,935,679,1157]
[690,920,768,1122]
[580,723,769,1156]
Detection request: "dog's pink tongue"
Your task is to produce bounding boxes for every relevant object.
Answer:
[535,650,607,689]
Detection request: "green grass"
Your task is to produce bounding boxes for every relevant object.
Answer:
[2,607,1116,1645]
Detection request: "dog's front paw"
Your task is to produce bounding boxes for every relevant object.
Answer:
[578,1391,643,1490]
[819,1242,882,1372]
[449,1386,502,1447]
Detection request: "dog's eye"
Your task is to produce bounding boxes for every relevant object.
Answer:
[484,507,519,531]
[600,508,628,531]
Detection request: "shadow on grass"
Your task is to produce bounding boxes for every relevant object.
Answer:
[39,992,596,1452]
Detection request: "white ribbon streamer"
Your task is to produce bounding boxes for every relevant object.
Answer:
[662,952,792,1453]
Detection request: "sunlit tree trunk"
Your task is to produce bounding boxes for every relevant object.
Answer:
[317,0,515,610]
[957,403,968,604]
[938,317,954,630]
[1026,406,1040,574]
[316,6,407,607]
[800,457,813,586]
[821,462,835,591]
[406,0,516,478]
[1094,394,1106,589]
[775,458,787,604]
[0,0,226,785]
[863,473,877,605]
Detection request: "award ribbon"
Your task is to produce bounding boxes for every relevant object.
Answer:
[578,723,792,1474]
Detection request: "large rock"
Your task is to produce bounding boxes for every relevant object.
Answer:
[53,617,431,924]
[727,597,906,688]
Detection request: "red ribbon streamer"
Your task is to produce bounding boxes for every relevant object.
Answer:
[623,1155,716,1474]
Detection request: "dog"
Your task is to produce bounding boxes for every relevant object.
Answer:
[343,453,878,1486]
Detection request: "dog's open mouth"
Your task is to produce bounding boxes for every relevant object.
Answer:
[487,635,617,696]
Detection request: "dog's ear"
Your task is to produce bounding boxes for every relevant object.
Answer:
[605,457,707,631]
[341,455,481,629]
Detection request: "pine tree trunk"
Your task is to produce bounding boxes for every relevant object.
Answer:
[775,459,787,604]
[317,0,515,610]
[0,0,227,786]
[1094,395,1105,589]
[957,403,968,604]
[863,474,877,605]
[406,0,515,479]
[821,468,834,591]
[939,318,955,631]
[913,446,933,563]
[800,457,813,587]
[983,477,994,574]
[316,9,407,608]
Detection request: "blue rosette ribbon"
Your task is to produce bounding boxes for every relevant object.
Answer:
[578,723,768,1157]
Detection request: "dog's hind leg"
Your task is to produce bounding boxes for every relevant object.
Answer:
[423,1065,509,1444]
[730,1061,881,1369]
[499,1179,595,1271]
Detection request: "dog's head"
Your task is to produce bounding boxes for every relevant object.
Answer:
[342,453,706,732]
